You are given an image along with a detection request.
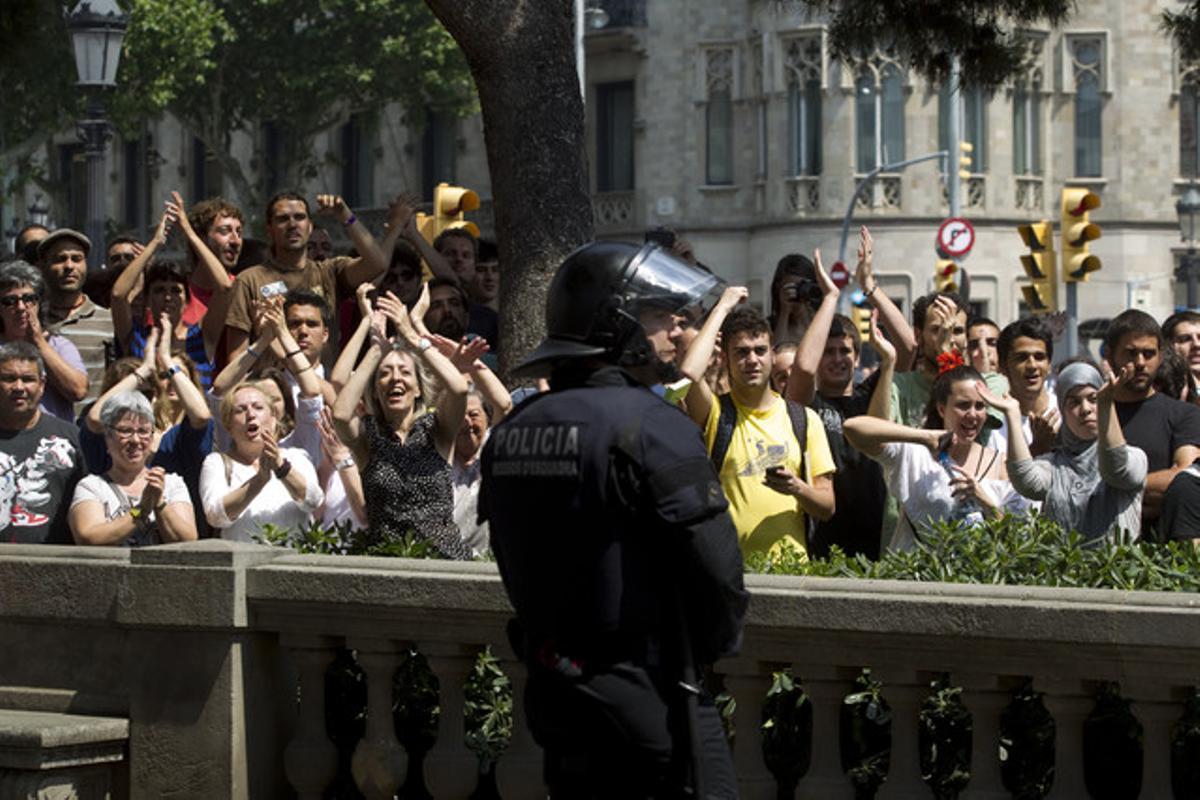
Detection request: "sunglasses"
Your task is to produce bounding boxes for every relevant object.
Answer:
[0,294,39,308]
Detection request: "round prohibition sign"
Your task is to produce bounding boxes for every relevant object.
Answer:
[937,217,975,258]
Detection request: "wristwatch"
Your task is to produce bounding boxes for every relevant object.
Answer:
[415,337,432,353]
[274,459,293,480]
[335,456,356,471]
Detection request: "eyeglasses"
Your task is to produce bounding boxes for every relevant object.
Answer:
[109,426,154,441]
[0,294,38,308]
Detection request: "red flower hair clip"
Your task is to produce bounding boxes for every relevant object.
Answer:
[936,350,965,375]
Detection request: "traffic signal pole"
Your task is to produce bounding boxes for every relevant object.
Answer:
[947,57,962,219]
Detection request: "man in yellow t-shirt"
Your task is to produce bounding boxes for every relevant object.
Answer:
[681,287,836,557]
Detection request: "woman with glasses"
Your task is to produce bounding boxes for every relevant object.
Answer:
[0,261,88,420]
[68,390,197,546]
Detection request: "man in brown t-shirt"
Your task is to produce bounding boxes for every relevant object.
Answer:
[224,191,388,364]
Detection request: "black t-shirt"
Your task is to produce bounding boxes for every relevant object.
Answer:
[1115,393,1200,473]
[808,384,886,561]
[1160,464,1200,542]
[0,413,84,544]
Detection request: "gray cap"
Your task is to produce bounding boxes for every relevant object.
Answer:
[36,228,91,261]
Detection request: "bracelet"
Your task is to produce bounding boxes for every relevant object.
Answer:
[343,213,358,227]
[864,284,879,299]
[285,348,303,359]
[274,460,292,480]
[335,456,355,471]
[295,363,314,374]
[245,344,259,360]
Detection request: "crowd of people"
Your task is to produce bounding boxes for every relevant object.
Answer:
[2,188,1199,557]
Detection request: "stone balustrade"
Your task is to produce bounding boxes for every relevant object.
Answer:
[2,540,1200,798]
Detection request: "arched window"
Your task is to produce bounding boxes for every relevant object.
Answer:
[1181,69,1200,178]
[785,37,822,176]
[705,48,735,185]
[854,52,906,173]
[1070,37,1104,178]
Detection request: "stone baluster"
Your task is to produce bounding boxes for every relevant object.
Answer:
[423,642,480,799]
[958,673,1009,799]
[492,649,545,799]
[1124,680,1177,798]
[722,657,775,800]
[347,637,407,800]
[796,665,853,798]
[1039,678,1090,800]
[282,634,340,800]
[873,669,927,799]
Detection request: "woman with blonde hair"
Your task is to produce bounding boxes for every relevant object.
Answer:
[199,380,322,542]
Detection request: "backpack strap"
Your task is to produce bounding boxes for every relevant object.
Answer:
[709,393,738,472]
[783,399,809,484]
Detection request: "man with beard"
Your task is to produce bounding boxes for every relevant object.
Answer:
[38,229,98,330]
[996,317,1060,455]
[224,191,388,365]
[1105,309,1200,537]
[1163,311,1200,401]
[681,286,835,557]
[423,278,471,340]
[0,341,84,544]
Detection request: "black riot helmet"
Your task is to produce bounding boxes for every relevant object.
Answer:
[513,241,725,378]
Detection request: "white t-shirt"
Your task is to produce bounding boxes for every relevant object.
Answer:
[70,472,191,547]
[874,442,1029,552]
[199,447,323,543]
[320,468,366,532]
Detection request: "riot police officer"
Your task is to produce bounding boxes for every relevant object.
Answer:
[479,241,748,798]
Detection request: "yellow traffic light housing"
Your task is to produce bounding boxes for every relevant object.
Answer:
[958,141,974,179]
[850,301,871,343]
[413,212,437,244]
[935,258,959,293]
[433,183,480,239]
[1017,220,1057,313]
[1061,188,1101,282]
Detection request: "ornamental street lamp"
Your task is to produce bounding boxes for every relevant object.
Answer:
[1176,184,1200,309]
[28,196,50,228]
[65,0,128,271]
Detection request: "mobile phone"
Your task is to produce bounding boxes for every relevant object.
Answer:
[644,226,676,249]
[766,465,785,478]
[260,280,288,299]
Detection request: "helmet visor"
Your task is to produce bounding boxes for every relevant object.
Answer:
[620,244,725,319]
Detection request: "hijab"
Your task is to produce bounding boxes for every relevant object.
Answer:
[1046,363,1105,535]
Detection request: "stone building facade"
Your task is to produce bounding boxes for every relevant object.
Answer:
[4,0,1194,329]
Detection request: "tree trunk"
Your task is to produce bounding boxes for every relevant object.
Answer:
[423,0,594,381]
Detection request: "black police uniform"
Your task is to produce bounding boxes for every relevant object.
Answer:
[480,364,748,799]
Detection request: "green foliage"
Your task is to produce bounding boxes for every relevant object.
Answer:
[919,675,972,800]
[463,647,513,768]
[761,668,813,794]
[254,519,441,559]
[840,669,891,800]
[746,513,1200,593]
[1164,1,1200,64]
[999,680,1055,800]
[798,0,1074,90]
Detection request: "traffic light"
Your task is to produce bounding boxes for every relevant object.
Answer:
[850,299,872,343]
[1017,220,1056,312]
[957,141,974,178]
[413,212,437,244]
[935,257,959,293]
[1061,188,1101,282]
[433,183,480,239]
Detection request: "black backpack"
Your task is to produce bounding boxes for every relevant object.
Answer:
[708,393,815,546]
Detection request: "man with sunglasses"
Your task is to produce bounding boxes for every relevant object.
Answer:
[0,339,84,543]
[0,261,88,421]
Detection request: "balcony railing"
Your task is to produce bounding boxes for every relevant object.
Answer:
[0,541,1196,798]
[594,0,646,28]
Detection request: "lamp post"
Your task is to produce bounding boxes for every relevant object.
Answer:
[65,0,128,271]
[28,196,50,229]
[1176,184,1200,309]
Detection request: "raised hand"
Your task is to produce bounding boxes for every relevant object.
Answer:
[156,312,173,370]
[928,296,960,355]
[812,248,837,298]
[1098,360,1135,405]
[1029,406,1062,452]
[854,226,876,293]
[315,194,349,218]
[153,200,179,246]
[431,334,490,373]
[379,291,419,343]
[356,282,375,319]
[975,380,1021,416]
[258,427,282,473]
[318,407,351,462]
[170,191,195,237]
[368,310,391,350]
[948,464,999,510]
[869,308,895,364]
[716,285,749,314]
[386,193,419,234]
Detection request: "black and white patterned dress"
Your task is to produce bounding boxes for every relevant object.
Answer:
[360,412,472,560]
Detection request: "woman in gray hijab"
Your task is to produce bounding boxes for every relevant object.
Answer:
[979,361,1147,544]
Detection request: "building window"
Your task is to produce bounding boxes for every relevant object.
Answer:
[261,121,285,198]
[191,137,222,202]
[938,83,988,172]
[705,48,735,185]
[340,113,375,208]
[1012,78,1043,176]
[420,111,456,202]
[1070,36,1104,178]
[784,37,822,176]
[854,51,906,172]
[596,81,635,192]
[1182,69,1200,178]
